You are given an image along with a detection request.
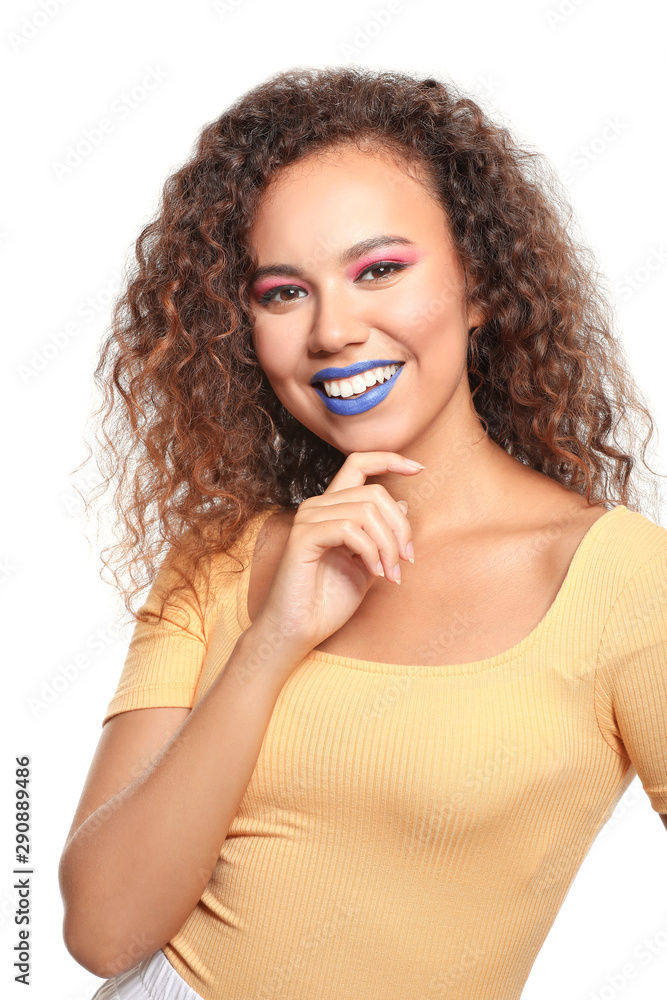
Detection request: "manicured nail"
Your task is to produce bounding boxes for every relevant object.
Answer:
[406,541,415,564]
[376,561,385,577]
[404,459,426,469]
[393,563,401,584]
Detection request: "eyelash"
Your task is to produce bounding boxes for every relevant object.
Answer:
[256,260,410,306]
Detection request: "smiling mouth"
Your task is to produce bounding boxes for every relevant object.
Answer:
[315,362,404,399]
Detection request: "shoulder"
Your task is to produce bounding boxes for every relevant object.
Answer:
[243,508,297,624]
[190,509,293,623]
[596,505,667,582]
[254,507,296,551]
[251,507,297,575]
[596,511,667,660]
[533,481,667,583]
[207,508,294,564]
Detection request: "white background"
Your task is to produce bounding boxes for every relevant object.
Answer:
[3,1,667,998]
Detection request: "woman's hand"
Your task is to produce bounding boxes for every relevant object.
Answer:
[251,451,424,662]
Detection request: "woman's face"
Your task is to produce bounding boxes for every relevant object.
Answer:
[247,143,485,457]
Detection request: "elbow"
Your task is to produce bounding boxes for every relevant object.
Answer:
[58,849,168,978]
[62,911,156,980]
[59,856,148,979]
[62,913,109,978]
[59,853,103,976]
[59,856,100,975]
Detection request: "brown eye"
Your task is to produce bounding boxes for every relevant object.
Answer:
[357,261,408,282]
[258,285,307,305]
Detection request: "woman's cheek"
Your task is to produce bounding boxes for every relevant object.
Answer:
[394,277,463,347]
[254,339,301,389]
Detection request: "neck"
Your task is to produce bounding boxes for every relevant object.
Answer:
[363,389,535,542]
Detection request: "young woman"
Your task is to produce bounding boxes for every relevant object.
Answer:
[59,67,667,1000]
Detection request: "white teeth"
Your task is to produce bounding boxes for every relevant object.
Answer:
[322,363,401,398]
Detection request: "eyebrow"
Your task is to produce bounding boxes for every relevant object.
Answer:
[248,234,418,284]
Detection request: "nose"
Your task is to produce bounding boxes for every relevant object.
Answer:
[307,282,371,354]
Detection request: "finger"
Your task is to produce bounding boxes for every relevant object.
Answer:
[302,485,413,564]
[323,452,424,495]
[296,500,403,583]
[295,516,387,580]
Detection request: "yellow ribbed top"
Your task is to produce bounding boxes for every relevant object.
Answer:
[103,504,667,1000]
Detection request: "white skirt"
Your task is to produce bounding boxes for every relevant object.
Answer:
[91,949,205,1000]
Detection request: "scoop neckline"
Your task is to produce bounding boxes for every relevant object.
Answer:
[236,504,628,676]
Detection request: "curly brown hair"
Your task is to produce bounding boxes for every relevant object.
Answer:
[73,65,664,627]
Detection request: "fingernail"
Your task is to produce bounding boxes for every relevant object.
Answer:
[406,541,415,564]
[376,561,385,577]
[397,500,409,513]
[404,459,426,469]
[393,563,401,584]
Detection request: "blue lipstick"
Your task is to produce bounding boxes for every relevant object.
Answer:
[312,361,405,416]
[310,359,403,383]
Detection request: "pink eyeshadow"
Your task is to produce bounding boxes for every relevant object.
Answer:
[345,249,426,281]
[252,248,427,297]
[252,277,302,299]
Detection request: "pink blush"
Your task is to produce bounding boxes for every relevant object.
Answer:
[346,249,426,281]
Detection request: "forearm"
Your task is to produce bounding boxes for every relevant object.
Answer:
[60,624,301,977]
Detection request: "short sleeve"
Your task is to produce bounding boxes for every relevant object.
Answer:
[102,548,209,727]
[594,549,667,813]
